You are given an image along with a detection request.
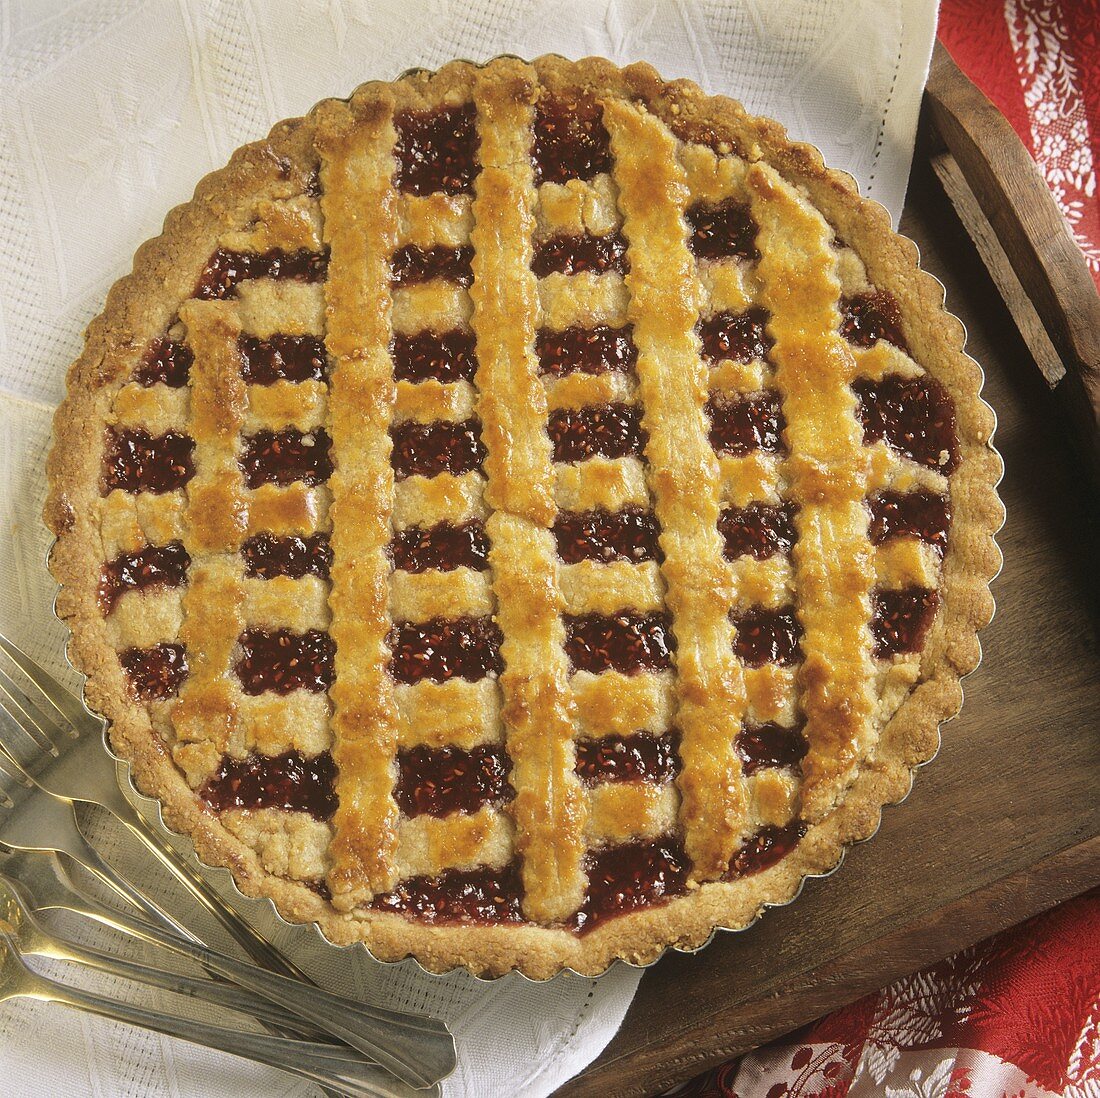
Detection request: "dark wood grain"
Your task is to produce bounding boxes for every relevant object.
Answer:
[558,149,1100,1098]
[925,41,1100,488]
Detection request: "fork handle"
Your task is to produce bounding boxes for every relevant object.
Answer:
[45,933,327,1040]
[30,980,434,1098]
[81,903,456,1090]
[107,795,313,982]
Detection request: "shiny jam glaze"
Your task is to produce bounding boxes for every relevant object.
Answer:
[201,750,338,821]
[563,611,675,675]
[574,732,681,787]
[718,502,797,561]
[134,338,192,387]
[389,520,490,573]
[547,402,647,463]
[725,821,807,879]
[390,245,474,288]
[840,290,909,352]
[391,329,478,384]
[371,863,525,924]
[853,375,960,473]
[241,533,332,580]
[868,490,952,555]
[238,334,327,384]
[552,505,662,564]
[235,629,335,695]
[686,199,760,262]
[731,607,804,667]
[535,324,637,377]
[102,429,195,495]
[531,97,612,186]
[698,307,773,365]
[239,428,333,489]
[393,104,479,196]
[120,644,188,701]
[394,744,514,818]
[531,232,629,278]
[706,391,786,456]
[195,248,328,300]
[572,837,691,933]
[389,418,486,481]
[870,587,939,657]
[97,541,190,615]
[387,616,504,685]
[736,723,809,776]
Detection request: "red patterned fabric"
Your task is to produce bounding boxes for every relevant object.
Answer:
[939,0,1100,287]
[668,889,1100,1097]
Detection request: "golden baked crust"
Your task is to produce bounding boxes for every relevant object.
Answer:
[45,55,1003,980]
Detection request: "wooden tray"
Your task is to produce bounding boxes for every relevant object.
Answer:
[559,48,1100,1098]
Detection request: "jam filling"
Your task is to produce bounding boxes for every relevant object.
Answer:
[390,418,486,481]
[238,334,327,385]
[241,533,332,580]
[371,863,525,924]
[102,429,195,495]
[853,375,960,473]
[731,607,804,667]
[120,644,188,701]
[552,506,662,565]
[239,428,333,489]
[706,391,786,456]
[98,541,190,615]
[394,744,514,818]
[725,822,807,879]
[548,402,647,463]
[574,732,681,787]
[387,616,504,685]
[389,520,490,573]
[572,837,692,933]
[200,750,338,821]
[391,329,478,384]
[698,307,773,365]
[235,629,335,695]
[532,232,630,278]
[736,723,808,776]
[535,324,637,377]
[391,244,474,288]
[870,587,939,657]
[394,104,479,196]
[719,502,797,561]
[840,291,909,353]
[564,612,675,675]
[868,490,952,555]
[134,338,192,387]
[531,97,612,186]
[686,199,760,262]
[195,247,328,300]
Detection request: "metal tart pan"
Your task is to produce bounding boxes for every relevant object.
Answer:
[47,55,1005,985]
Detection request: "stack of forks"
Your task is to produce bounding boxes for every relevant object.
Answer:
[0,631,456,1097]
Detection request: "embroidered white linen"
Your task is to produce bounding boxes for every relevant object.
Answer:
[0,1,936,1094]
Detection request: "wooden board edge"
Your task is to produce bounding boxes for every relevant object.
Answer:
[557,834,1100,1097]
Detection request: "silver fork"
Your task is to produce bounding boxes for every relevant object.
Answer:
[0,872,317,1038]
[0,635,457,1089]
[0,631,312,973]
[0,929,432,1098]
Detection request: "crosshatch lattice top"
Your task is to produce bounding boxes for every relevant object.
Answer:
[48,55,1000,978]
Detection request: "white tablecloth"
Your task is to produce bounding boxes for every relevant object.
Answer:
[0,1,937,1093]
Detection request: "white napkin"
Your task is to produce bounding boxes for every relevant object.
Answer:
[0,1,937,1094]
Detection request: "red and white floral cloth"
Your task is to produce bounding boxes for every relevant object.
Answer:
[670,890,1099,1097]
[939,0,1100,287]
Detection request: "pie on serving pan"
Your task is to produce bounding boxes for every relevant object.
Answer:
[45,55,1003,979]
